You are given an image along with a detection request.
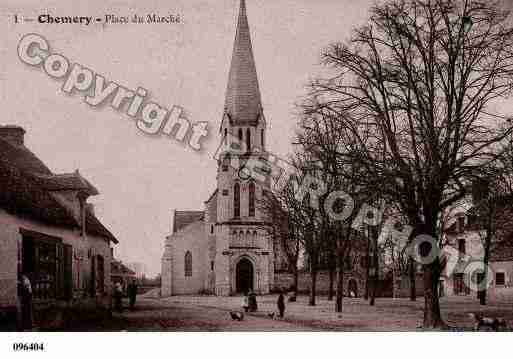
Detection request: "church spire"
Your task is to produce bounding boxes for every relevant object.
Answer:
[224,0,263,125]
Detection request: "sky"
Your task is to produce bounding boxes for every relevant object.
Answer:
[3,0,511,277]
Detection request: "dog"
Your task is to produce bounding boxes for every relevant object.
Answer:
[229,311,244,321]
[267,312,276,320]
[468,313,507,331]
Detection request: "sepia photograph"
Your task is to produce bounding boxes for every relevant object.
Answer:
[1,0,513,356]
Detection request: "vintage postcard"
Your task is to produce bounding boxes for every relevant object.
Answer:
[1,0,513,355]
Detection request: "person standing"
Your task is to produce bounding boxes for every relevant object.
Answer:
[277,291,285,318]
[19,274,33,331]
[127,279,138,310]
[242,292,249,312]
[114,281,123,312]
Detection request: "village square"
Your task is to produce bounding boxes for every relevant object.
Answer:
[2,0,513,332]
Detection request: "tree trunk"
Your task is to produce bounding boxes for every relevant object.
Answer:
[364,234,370,300]
[370,231,378,306]
[309,266,317,306]
[478,205,494,305]
[335,254,344,312]
[479,235,491,305]
[293,267,299,294]
[328,265,335,301]
[409,257,417,301]
[422,259,446,329]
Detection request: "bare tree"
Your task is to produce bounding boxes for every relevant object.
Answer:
[308,0,513,327]
[259,182,303,294]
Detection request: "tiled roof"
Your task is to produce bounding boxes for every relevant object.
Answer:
[173,210,205,233]
[0,135,117,243]
[224,0,263,126]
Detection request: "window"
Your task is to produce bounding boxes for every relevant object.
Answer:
[458,238,466,255]
[457,216,465,233]
[96,255,104,294]
[222,154,230,172]
[234,182,240,218]
[261,129,264,148]
[496,272,506,286]
[184,251,192,277]
[20,229,72,301]
[453,273,470,295]
[248,182,255,217]
[210,225,214,234]
[238,128,243,142]
[344,255,353,271]
[224,128,228,145]
[246,128,251,151]
[211,261,214,271]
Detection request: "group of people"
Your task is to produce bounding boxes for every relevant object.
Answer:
[16,274,140,331]
[113,279,138,312]
[241,289,290,319]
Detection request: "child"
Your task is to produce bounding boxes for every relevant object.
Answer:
[242,292,249,312]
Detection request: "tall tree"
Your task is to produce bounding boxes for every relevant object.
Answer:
[308,0,513,327]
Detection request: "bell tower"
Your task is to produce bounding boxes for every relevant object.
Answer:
[214,0,273,295]
[217,0,267,223]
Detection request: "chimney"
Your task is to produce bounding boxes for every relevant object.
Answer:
[0,125,25,146]
[86,203,95,216]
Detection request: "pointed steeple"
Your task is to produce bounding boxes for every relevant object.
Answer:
[224,0,263,125]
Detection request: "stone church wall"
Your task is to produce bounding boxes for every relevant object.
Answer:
[170,221,209,295]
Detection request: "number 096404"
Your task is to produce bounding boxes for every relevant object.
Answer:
[12,343,45,351]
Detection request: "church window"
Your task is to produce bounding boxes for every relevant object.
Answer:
[261,129,264,148]
[184,251,192,277]
[238,128,243,143]
[211,261,214,271]
[222,154,230,172]
[210,225,214,234]
[234,183,240,218]
[246,128,251,151]
[248,182,255,217]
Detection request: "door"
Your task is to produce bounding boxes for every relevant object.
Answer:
[236,258,253,293]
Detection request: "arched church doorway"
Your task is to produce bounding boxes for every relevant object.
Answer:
[236,257,254,293]
[348,279,358,298]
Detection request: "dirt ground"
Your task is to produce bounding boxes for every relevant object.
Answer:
[68,293,513,331]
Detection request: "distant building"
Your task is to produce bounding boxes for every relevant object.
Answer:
[442,206,513,300]
[126,262,146,280]
[0,125,118,326]
[111,259,136,291]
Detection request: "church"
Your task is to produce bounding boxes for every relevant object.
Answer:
[161,0,287,296]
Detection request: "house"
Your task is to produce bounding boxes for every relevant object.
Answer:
[442,206,513,301]
[0,125,118,328]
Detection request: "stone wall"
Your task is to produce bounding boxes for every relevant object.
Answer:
[166,221,209,295]
[274,270,367,297]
